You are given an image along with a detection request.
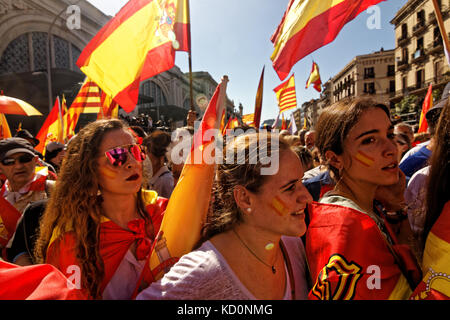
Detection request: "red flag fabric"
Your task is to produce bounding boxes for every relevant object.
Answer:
[410,201,450,300]
[271,0,385,80]
[417,83,433,133]
[306,201,421,300]
[274,74,298,114]
[0,260,86,300]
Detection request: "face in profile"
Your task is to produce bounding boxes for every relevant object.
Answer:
[340,107,399,187]
[96,129,144,196]
[246,149,313,238]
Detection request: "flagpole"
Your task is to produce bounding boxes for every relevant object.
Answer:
[187,0,195,112]
[432,0,450,56]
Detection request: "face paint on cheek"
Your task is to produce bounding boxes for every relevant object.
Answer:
[354,150,375,167]
[270,196,290,216]
[99,166,118,179]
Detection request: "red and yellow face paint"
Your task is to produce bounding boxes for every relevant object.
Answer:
[354,151,375,167]
[270,196,290,216]
[98,166,118,179]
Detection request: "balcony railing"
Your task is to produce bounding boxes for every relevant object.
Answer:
[397,59,409,71]
[412,20,426,36]
[397,34,409,47]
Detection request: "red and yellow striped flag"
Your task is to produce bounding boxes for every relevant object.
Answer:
[77,0,191,113]
[0,114,12,139]
[274,74,297,114]
[98,92,119,120]
[35,97,64,153]
[271,0,385,80]
[306,61,322,92]
[134,77,229,296]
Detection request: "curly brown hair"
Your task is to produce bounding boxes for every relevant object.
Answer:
[34,119,147,299]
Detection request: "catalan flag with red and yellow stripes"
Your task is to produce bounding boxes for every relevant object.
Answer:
[274,74,297,114]
[77,0,191,113]
[271,0,385,80]
[242,113,255,126]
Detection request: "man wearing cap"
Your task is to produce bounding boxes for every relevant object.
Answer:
[400,82,448,184]
[0,137,53,263]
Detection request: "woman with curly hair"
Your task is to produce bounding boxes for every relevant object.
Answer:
[34,119,168,299]
[137,132,313,300]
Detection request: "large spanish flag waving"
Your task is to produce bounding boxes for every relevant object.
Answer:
[274,74,298,114]
[411,201,450,300]
[271,0,385,80]
[77,0,190,113]
[133,76,229,296]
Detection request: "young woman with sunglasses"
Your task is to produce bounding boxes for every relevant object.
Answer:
[306,98,422,300]
[34,119,168,299]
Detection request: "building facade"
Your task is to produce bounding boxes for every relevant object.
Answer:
[331,49,396,108]
[390,0,450,114]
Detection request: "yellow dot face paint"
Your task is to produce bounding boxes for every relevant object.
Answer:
[270,196,290,216]
[354,151,375,167]
[99,166,118,179]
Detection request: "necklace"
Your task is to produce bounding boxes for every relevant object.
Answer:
[233,229,278,274]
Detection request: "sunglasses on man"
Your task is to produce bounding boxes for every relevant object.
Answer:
[104,144,146,167]
[1,153,35,166]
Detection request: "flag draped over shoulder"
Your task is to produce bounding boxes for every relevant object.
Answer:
[411,202,450,300]
[35,97,64,153]
[274,74,298,114]
[0,114,11,139]
[253,66,265,128]
[133,76,229,296]
[242,113,255,126]
[271,0,385,80]
[306,61,322,92]
[77,0,191,113]
[306,202,421,300]
[417,83,433,134]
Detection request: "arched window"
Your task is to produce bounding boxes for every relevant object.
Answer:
[32,32,48,71]
[54,35,70,69]
[0,34,29,75]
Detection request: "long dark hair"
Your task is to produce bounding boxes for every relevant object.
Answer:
[423,99,450,243]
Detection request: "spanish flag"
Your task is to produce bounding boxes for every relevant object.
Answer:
[77,0,191,113]
[306,61,322,92]
[274,74,297,114]
[306,202,421,300]
[417,83,433,134]
[0,114,11,139]
[271,0,385,80]
[35,97,64,153]
[133,76,229,296]
[253,66,265,128]
[411,201,450,300]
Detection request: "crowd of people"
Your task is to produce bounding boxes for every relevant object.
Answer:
[0,88,448,300]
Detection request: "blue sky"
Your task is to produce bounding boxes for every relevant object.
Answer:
[86,0,407,123]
